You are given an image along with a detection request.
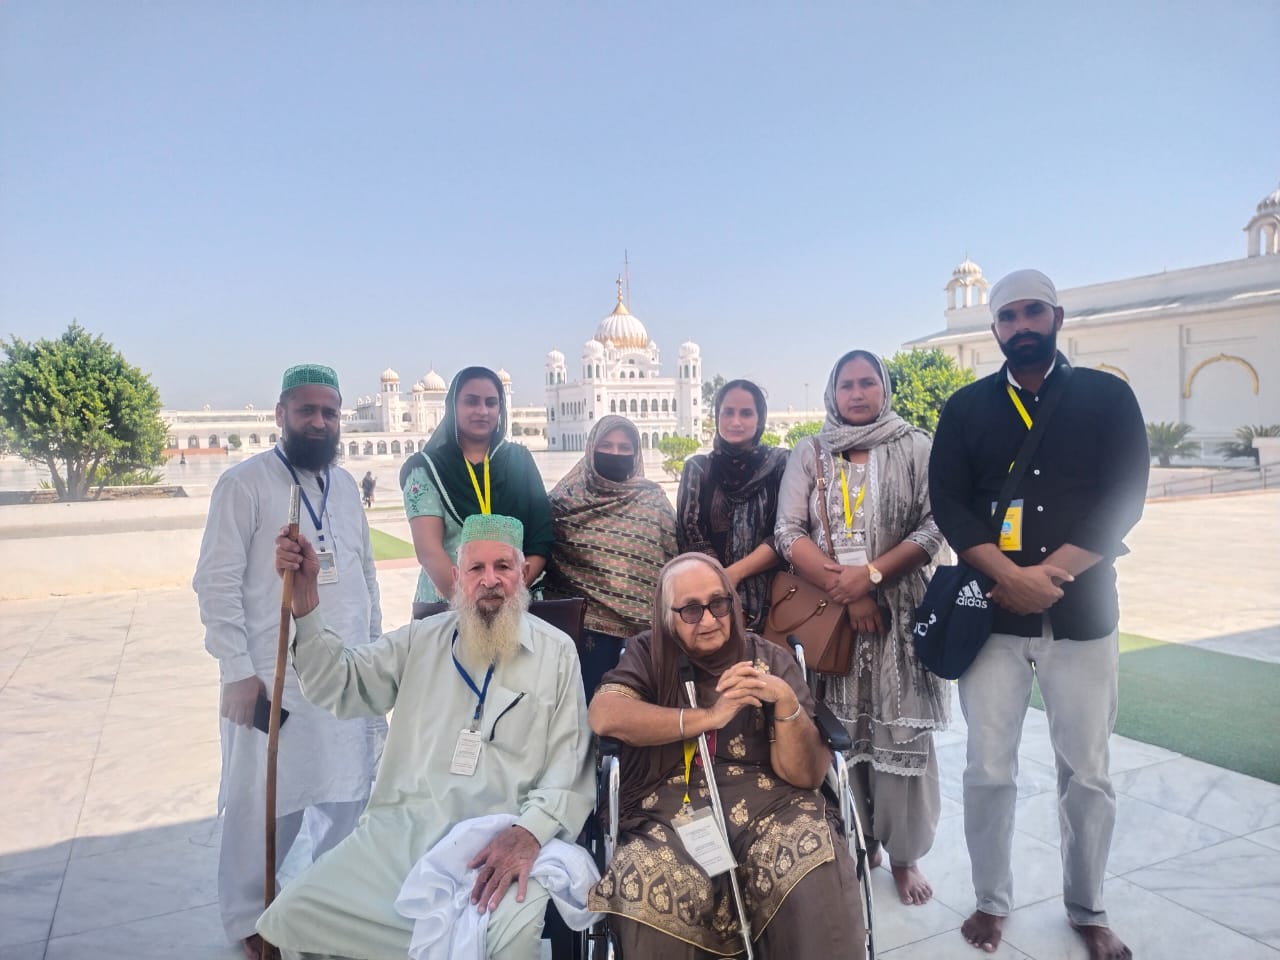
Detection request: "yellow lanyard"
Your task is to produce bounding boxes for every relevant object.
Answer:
[1006,385,1033,429]
[839,463,866,530]
[466,455,491,514]
[1006,386,1034,473]
[682,739,697,804]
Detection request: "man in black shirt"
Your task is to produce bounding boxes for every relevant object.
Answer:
[929,269,1147,960]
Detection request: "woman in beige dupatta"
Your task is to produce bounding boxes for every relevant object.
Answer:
[775,349,947,906]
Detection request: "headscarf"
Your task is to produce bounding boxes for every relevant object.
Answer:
[678,379,788,628]
[707,379,783,500]
[398,366,553,559]
[817,349,912,454]
[602,554,750,805]
[545,416,678,635]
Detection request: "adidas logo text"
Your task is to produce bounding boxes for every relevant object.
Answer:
[955,580,988,609]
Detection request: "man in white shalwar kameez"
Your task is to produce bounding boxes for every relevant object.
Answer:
[193,364,386,956]
[258,514,594,960]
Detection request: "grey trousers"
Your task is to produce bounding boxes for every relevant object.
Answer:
[850,736,941,866]
[958,621,1119,927]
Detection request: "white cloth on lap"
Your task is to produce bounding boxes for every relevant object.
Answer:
[395,813,602,960]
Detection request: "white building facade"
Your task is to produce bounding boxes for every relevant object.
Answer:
[907,184,1280,448]
[545,283,703,451]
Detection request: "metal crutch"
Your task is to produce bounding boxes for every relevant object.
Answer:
[678,655,755,960]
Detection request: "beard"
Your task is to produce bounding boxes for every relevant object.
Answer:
[451,579,531,665]
[281,424,340,471]
[998,330,1058,370]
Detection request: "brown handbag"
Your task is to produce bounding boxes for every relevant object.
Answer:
[762,438,855,675]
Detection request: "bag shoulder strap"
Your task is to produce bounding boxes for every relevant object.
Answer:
[991,364,1072,535]
[811,436,837,560]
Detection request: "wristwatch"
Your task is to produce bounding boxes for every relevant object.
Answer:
[866,562,883,585]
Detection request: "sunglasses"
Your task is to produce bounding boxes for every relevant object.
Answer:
[671,595,733,625]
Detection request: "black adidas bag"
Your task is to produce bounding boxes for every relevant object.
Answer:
[912,563,995,679]
[913,366,1070,680]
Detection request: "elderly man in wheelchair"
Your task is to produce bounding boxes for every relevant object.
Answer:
[586,553,869,959]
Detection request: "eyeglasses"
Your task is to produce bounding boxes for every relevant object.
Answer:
[671,595,733,625]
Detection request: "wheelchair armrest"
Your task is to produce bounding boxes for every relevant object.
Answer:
[598,736,623,757]
[813,700,852,753]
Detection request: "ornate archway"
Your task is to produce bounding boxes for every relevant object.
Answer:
[1183,353,1259,398]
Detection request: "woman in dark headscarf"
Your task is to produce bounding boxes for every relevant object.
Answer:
[544,414,678,697]
[677,379,789,630]
[775,349,946,906]
[399,366,553,612]
[588,553,866,958]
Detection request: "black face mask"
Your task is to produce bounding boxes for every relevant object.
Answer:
[282,425,340,472]
[594,451,634,483]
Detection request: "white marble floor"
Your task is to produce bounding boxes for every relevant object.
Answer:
[2,559,1278,959]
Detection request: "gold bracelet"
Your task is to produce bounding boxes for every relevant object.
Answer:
[777,702,804,723]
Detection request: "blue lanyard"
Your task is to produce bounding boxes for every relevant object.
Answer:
[273,448,331,543]
[451,630,495,729]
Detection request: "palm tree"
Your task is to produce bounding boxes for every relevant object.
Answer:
[1146,421,1199,467]
[1218,424,1280,464]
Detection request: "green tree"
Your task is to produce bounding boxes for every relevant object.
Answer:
[1145,422,1199,467]
[227,433,242,450]
[760,430,782,448]
[784,421,822,448]
[701,374,726,410]
[657,435,700,479]
[1218,424,1280,464]
[883,349,975,433]
[0,323,167,500]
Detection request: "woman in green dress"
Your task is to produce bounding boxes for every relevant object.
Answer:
[399,366,553,614]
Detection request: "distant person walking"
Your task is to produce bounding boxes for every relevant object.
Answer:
[929,270,1148,960]
[193,363,385,960]
[361,470,376,508]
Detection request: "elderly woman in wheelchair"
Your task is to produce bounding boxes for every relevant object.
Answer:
[587,553,867,958]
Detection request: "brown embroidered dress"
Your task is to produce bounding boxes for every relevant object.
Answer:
[589,632,859,956]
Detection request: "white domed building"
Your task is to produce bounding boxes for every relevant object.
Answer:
[907,183,1280,453]
[349,365,465,436]
[545,280,703,451]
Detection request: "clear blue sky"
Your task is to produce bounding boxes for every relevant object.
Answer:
[2,1,1276,412]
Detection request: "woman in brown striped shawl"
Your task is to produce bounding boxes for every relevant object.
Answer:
[544,414,679,697]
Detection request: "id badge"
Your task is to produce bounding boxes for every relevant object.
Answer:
[836,548,869,567]
[992,499,1024,552]
[450,728,483,776]
[316,546,339,585]
[672,807,736,877]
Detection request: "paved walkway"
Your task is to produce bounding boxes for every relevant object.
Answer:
[2,494,1278,958]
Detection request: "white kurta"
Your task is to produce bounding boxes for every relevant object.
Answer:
[255,609,595,959]
[193,446,386,817]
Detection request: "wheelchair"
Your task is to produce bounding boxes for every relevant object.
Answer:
[578,635,877,960]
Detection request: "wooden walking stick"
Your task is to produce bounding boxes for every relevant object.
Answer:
[262,484,300,960]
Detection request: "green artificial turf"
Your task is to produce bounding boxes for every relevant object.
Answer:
[1030,633,1280,784]
[368,527,417,562]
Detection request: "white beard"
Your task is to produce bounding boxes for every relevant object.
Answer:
[451,581,530,665]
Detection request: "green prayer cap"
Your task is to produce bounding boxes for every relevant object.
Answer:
[281,363,341,397]
[460,514,524,550]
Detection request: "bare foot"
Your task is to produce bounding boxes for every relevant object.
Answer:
[961,911,1004,952]
[240,935,262,960]
[1071,922,1132,960]
[866,845,883,870]
[891,862,933,904]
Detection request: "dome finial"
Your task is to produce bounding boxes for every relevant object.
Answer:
[616,274,624,304]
